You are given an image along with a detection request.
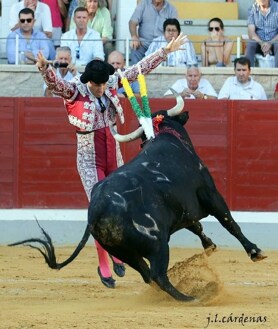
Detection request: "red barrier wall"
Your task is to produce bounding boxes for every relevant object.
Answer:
[0,98,277,211]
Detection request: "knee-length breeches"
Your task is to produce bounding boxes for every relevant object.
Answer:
[76,127,124,201]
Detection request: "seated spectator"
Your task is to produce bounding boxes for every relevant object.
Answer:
[60,7,104,66]
[201,17,233,67]
[129,0,178,65]
[41,0,67,48]
[274,83,278,99]
[44,46,78,97]
[107,50,140,97]
[6,8,50,64]
[65,0,83,31]
[9,0,53,39]
[218,57,267,100]
[70,0,114,60]
[164,65,217,99]
[246,0,278,67]
[9,0,55,60]
[145,18,197,67]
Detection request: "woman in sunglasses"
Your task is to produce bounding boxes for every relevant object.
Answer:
[201,17,233,67]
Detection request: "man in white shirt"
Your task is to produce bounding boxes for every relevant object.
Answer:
[218,57,267,100]
[60,7,104,66]
[164,65,217,99]
[44,46,78,97]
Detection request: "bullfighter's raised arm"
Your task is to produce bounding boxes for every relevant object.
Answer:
[36,51,77,100]
[122,33,188,82]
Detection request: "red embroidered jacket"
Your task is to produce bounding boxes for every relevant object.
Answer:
[40,48,167,132]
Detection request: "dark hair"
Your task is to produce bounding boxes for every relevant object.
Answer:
[208,17,224,30]
[163,18,181,34]
[74,6,89,15]
[18,8,35,18]
[234,57,251,70]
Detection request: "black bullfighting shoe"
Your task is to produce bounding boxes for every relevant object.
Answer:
[113,262,126,277]
[109,255,126,277]
[97,267,116,289]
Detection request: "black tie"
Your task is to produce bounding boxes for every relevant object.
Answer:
[97,97,106,113]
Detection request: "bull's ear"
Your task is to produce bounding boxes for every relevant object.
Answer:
[177,111,189,125]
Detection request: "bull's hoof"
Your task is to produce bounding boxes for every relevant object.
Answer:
[204,244,217,256]
[97,267,116,288]
[113,262,126,277]
[177,294,196,302]
[249,250,267,262]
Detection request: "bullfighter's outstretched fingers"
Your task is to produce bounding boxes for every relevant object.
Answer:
[165,32,188,53]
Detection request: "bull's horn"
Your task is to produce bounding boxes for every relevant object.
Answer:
[167,88,184,117]
[110,124,144,143]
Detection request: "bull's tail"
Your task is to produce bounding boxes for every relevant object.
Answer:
[8,219,91,270]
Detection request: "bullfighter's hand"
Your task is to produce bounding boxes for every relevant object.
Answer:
[36,51,50,71]
[165,33,188,53]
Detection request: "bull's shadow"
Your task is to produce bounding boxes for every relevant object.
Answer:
[9,92,266,301]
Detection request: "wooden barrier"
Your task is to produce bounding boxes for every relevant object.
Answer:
[0,98,277,211]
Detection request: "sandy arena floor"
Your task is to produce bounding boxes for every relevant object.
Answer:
[0,245,277,329]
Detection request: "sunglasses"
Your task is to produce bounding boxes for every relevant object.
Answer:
[20,18,33,23]
[209,27,220,32]
[187,64,198,68]
[75,46,80,60]
[165,29,178,33]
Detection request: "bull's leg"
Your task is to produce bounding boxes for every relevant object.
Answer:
[124,257,152,284]
[186,222,217,252]
[148,242,195,301]
[203,190,266,261]
[101,245,152,283]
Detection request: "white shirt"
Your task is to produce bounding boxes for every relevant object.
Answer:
[218,76,267,100]
[164,78,218,98]
[60,28,104,66]
[9,2,52,33]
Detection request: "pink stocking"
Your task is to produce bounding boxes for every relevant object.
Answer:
[111,256,123,264]
[94,240,112,278]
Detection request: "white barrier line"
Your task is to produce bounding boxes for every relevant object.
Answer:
[0,209,277,224]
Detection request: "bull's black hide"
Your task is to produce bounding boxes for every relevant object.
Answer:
[9,110,266,301]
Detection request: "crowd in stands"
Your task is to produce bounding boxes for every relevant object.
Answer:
[3,0,278,99]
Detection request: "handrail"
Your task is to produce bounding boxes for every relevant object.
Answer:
[0,36,276,66]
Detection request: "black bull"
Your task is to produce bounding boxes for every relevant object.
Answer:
[9,109,266,301]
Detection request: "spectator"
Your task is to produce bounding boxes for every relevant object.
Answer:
[44,46,78,96]
[246,0,278,67]
[41,0,67,48]
[60,7,104,65]
[274,83,278,99]
[6,8,50,64]
[65,0,84,31]
[107,50,140,97]
[218,57,267,100]
[9,0,55,60]
[9,0,53,39]
[129,0,178,65]
[201,17,234,67]
[164,65,217,99]
[145,18,197,67]
[70,0,114,60]
[36,33,187,288]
